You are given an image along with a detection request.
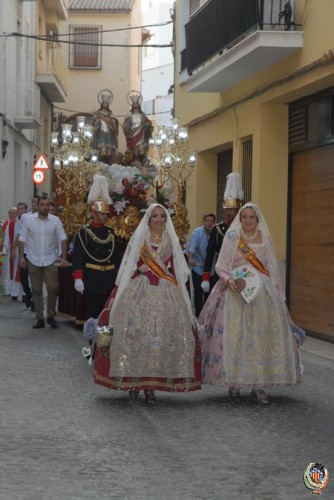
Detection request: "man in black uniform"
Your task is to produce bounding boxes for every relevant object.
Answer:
[72,176,126,321]
[201,173,244,293]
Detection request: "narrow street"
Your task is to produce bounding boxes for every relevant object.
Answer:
[1,297,333,500]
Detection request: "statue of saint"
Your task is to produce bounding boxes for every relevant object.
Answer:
[92,89,119,164]
[122,149,142,168]
[122,91,153,160]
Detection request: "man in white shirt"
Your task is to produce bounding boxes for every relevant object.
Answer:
[14,202,32,307]
[18,196,68,329]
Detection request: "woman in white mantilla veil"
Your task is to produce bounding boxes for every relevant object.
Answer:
[199,203,304,404]
[93,203,201,403]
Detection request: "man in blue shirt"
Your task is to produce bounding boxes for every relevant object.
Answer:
[188,213,216,316]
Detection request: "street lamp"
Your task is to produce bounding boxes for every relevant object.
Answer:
[148,119,197,242]
[51,115,99,237]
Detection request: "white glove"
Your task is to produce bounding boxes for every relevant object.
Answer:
[201,280,210,293]
[74,278,84,294]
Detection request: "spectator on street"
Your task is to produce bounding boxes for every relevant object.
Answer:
[18,196,68,329]
[29,197,39,214]
[56,206,64,219]
[187,213,216,316]
[49,201,57,215]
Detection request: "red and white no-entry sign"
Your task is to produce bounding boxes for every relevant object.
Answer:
[32,169,46,185]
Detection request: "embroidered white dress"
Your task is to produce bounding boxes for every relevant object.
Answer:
[199,241,302,388]
[93,239,201,392]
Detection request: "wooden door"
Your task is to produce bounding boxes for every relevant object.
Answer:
[289,144,334,340]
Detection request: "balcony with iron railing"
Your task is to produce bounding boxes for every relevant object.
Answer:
[14,81,41,129]
[181,0,303,92]
[35,42,69,103]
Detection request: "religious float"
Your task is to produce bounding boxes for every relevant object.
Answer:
[52,90,197,323]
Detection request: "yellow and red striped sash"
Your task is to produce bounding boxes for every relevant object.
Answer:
[140,241,178,287]
[238,237,270,277]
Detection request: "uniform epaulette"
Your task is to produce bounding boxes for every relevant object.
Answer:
[216,222,229,238]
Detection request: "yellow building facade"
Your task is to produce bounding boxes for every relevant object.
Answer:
[175,0,334,340]
[56,0,142,154]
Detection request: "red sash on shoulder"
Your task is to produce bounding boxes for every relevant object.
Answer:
[238,237,270,277]
[140,241,178,287]
[2,219,9,233]
[8,219,17,280]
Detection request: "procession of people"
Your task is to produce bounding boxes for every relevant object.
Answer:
[77,171,302,405]
[0,89,305,406]
[0,166,305,406]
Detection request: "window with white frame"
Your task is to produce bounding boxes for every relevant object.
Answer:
[69,25,102,69]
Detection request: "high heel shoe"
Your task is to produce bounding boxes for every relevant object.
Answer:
[129,389,140,401]
[144,390,157,404]
[251,389,269,404]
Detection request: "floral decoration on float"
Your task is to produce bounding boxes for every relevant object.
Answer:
[106,172,171,240]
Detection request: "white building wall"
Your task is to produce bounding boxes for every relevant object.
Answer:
[0,0,37,219]
[141,0,174,128]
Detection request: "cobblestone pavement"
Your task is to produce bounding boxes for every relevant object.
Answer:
[0,297,333,500]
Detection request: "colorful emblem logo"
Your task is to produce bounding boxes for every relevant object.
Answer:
[304,463,328,495]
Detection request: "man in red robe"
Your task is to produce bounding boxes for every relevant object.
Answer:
[3,207,22,300]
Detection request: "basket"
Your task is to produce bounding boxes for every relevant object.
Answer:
[96,325,113,347]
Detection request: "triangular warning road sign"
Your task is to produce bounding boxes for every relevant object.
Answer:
[34,153,49,169]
